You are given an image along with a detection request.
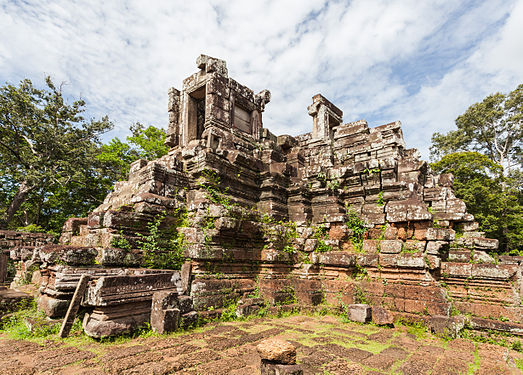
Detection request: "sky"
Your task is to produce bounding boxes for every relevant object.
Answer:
[1,0,522,160]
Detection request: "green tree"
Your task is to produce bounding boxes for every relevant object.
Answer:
[98,122,169,181]
[0,78,112,229]
[431,84,522,175]
[431,152,522,252]
[430,84,523,252]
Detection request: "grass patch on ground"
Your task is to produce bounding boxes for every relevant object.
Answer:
[332,337,390,354]
[0,300,64,342]
[515,358,523,371]
[467,344,481,375]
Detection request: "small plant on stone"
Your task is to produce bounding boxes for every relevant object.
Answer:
[110,231,132,251]
[326,179,340,192]
[16,223,46,233]
[264,220,298,256]
[198,168,232,209]
[317,171,327,185]
[220,298,241,322]
[345,206,368,250]
[353,285,368,304]
[363,167,380,176]
[354,264,368,281]
[313,224,332,253]
[377,191,384,207]
[276,286,297,305]
[137,211,186,270]
[512,339,522,352]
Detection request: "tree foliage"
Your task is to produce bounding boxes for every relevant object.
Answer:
[98,122,169,181]
[0,78,169,233]
[0,77,113,230]
[431,84,522,174]
[430,83,523,253]
[431,152,522,252]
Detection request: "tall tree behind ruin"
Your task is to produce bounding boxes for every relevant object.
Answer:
[430,84,523,252]
[430,84,522,175]
[97,122,169,181]
[0,77,113,230]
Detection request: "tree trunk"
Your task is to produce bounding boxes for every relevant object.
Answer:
[4,181,33,227]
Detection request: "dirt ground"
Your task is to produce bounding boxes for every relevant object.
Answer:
[0,314,522,375]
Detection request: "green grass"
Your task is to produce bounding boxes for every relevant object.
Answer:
[467,344,481,374]
[0,300,61,341]
[515,358,523,371]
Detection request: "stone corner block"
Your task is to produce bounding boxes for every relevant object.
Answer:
[347,304,371,323]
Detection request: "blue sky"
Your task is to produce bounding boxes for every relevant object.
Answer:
[1,0,522,160]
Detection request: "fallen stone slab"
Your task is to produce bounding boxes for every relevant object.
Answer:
[82,300,151,338]
[84,270,182,306]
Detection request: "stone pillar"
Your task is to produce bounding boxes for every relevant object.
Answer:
[307,94,343,141]
[257,338,303,375]
[166,88,181,148]
[150,290,180,334]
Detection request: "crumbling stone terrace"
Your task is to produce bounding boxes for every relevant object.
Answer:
[1,55,522,341]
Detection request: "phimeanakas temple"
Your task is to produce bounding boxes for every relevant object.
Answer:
[1,55,522,345]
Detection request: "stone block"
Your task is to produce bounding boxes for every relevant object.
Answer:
[372,306,394,325]
[448,250,471,262]
[38,294,69,318]
[84,271,182,306]
[404,240,426,253]
[473,237,498,251]
[181,262,192,294]
[257,338,297,365]
[470,264,517,280]
[152,290,178,310]
[396,255,426,269]
[236,297,265,318]
[178,295,194,314]
[425,255,440,270]
[150,291,181,334]
[429,315,466,338]
[471,250,495,264]
[356,254,379,267]
[379,240,403,254]
[462,221,479,231]
[362,240,379,254]
[303,239,318,252]
[261,360,303,375]
[151,308,180,334]
[441,262,472,278]
[180,311,198,329]
[0,288,33,318]
[426,228,455,241]
[426,241,449,255]
[39,245,97,266]
[99,247,141,266]
[347,304,371,323]
[384,225,398,240]
[317,251,356,266]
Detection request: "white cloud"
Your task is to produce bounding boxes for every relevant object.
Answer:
[1,0,522,158]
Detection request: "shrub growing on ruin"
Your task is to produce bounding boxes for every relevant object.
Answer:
[345,208,368,250]
[136,210,186,270]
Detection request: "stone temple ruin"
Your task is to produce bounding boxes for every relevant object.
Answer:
[1,54,522,340]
